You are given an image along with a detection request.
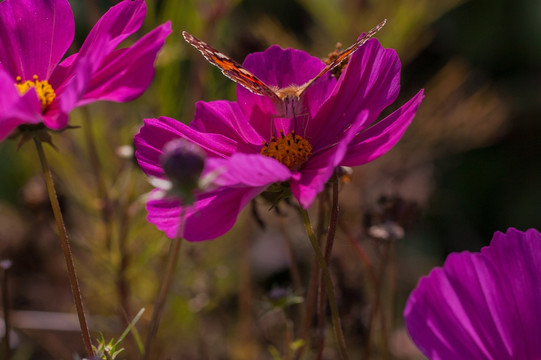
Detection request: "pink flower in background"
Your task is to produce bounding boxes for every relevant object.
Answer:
[135,37,424,241]
[404,228,541,359]
[0,0,171,142]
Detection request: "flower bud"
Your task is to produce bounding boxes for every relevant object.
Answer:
[160,139,206,204]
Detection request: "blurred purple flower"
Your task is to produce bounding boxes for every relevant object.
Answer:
[135,38,423,241]
[0,0,171,141]
[404,228,541,359]
[158,138,207,205]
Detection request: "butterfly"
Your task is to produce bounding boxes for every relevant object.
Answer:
[182,19,386,117]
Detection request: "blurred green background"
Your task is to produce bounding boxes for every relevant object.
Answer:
[0,0,540,358]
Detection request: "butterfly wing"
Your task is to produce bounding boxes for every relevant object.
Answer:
[296,19,387,97]
[182,31,281,102]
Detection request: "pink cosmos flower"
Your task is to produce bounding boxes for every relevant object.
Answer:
[404,228,541,359]
[135,37,424,241]
[0,0,171,141]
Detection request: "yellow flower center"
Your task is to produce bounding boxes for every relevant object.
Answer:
[261,130,312,170]
[15,75,56,111]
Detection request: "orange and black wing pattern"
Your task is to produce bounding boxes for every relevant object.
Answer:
[182,31,280,101]
[298,19,387,96]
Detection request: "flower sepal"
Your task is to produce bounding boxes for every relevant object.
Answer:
[11,122,82,149]
[10,124,55,150]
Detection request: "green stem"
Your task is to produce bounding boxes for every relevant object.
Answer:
[380,242,393,360]
[144,212,185,360]
[315,188,329,360]
[316,177,340,360]
[300,208,349,360]
[365,242,391,359]
[238,217,254,360]
[82,108,113,250]
[325,179,339,269]
[294,256,318,360]
[33,138,94,358]
[294,192,327,360]
[117,185,135,322]
[278,215,304,347]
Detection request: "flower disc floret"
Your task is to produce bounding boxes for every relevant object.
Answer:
[261,130,312,170]
[15,75,56,111]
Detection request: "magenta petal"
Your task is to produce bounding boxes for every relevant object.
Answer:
[51,0,147,88]
[45,32,113,130]
[47,53,76,88]
[135,117,192,179]
[235,87,275,140]
[42,58,93,131]
[404,228,541,360]
[0,70,42,140]
[242,46,326,89]
[483,229,541,358]
[73,0,147,74]
[78,22,171,105]
[135,116,251,179]
[179,102,261,156]
[335,38,401,120]
[341,90,424,166]
[0,70,20,116]
[0,0,74,80]
[236,46,334,135]
[308,39,401,148]
[290,110,369,208]
[191,100,264,147]
[208,153,291,187]
[58,58,93,114]
[289,157,332,209]
[147,186,264,241]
